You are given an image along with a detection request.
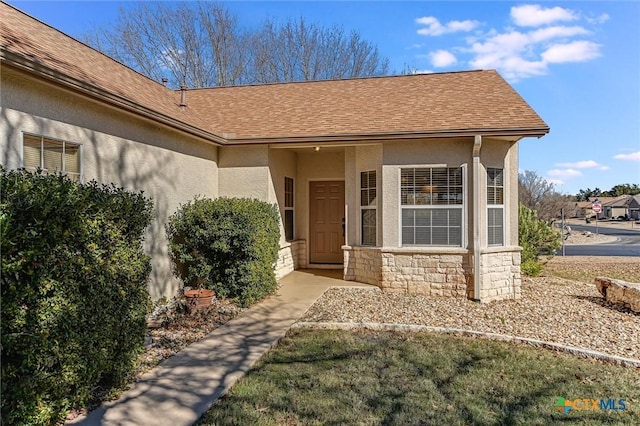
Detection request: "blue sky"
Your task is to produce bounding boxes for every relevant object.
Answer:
[9,1,640,196]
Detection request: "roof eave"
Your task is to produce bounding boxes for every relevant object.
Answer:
[1,49,227,146]
[225,127,550,146]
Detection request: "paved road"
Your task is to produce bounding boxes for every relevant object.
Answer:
[569,223,640,238]
[558,223,640,257]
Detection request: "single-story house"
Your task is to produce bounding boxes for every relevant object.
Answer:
[629,195,640,220]
[0,4,549,302]
[602,195,634,220]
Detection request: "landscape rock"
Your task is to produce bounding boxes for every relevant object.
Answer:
[595,277,640,313]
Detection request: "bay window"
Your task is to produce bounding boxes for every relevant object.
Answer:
[401,167,464,246]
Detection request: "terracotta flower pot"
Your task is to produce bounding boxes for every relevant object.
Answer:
[184,288,215,313]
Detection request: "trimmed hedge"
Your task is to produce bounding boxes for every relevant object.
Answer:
[1,169,153,425]
[167,197,280,307]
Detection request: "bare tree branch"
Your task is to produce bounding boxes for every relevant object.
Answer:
[82,4,390,88]
[518,170,572,222]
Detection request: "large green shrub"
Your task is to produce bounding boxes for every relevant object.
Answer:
[167,197,280,307]
[1,169,153,425]
[518,202,561,274]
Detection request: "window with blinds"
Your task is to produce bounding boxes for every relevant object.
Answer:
[487,168,504,246]
[284,177,294,241]
[23,134,81,181]
[360,170,377,246]
[401,167,464,246]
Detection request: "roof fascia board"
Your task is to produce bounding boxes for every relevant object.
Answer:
[1,50,227,146]
[226,128,549,146]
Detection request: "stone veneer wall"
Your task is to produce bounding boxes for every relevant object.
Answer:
[344,247,471,298]
[476,248,522,302]
[344,246,521,301]
[275,240,307,280]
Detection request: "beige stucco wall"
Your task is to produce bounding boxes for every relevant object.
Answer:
[218,145,269,200]
[1,67,219,299]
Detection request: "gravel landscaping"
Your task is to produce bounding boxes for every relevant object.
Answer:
[139,298,244,376]
[301,272,640,362]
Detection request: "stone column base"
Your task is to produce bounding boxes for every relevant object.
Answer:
[474,247,522,302]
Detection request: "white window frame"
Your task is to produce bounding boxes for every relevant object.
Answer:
[284,176,295,241]
[21,132,83,182]
[399,165,466,247]
[487,167,505,247]
[360,170,377,246]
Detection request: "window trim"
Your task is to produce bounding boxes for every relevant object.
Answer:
[284,176,295,241]
[21,132,83,181]
[398,165,466,248]
[359,170,377,246]
[486,167,505,247]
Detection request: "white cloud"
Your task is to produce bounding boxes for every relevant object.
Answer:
[586,13,610,25]
[555,160,609,170]
[511,5,578,27]
[412,5,605,81]
[466,25,601,80]
[614,152,640,161]
[448,20,479,33]
[468,31,547,80]
[542,40,601,63]
[529,26,590,43]
[416,16,480,36]
[429,50,457,67]
[547,178,565,186]
[548,169,583,179]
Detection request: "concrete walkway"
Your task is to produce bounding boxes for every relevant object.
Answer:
[72,270,373,426]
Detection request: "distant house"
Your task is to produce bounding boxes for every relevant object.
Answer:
[0,3,550,302]
[576,196,631,220]
[598,195,640,220]
[629,195,640,220]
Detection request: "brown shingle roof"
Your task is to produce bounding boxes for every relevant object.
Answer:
[1,2,549,145]
[186,71,549,141]
[602,195,632,207]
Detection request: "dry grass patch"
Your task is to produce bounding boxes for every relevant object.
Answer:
[543,256,640,283]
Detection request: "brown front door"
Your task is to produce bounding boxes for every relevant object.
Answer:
[309,181,345,264]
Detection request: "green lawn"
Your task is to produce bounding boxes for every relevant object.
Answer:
[199,329,639,425]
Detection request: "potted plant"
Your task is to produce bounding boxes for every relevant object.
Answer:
[184,278,215,313]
